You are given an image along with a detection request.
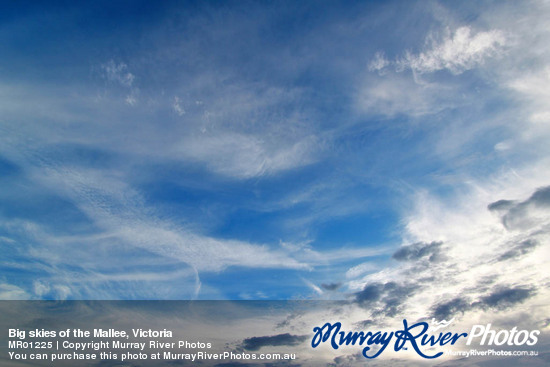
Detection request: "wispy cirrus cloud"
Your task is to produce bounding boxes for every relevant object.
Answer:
[368,26,507,75]
[100,60,139,106]
[0,283,30,300]
[398,26,507,74]
[31,164,313,273]
[101,60,135,87]
[360,26,507,119]
[175,133,319,179]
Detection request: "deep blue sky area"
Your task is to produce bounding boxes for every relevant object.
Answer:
[1,0,549,301]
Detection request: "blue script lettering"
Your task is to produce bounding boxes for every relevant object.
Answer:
[394,320,441,358]
[361,330,394,359]
[311,319,468,359]
[311,322,342,349]
[311,322,393,358]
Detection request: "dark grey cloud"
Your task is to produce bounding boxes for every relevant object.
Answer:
[275,311,302,330]
[392,241,444,263]
[463,276,497,294]
[332,352,365,367]
[476,286,535,309]
[529,186,550,207]
[354,319,374,329]
[489,185,550,230]
[498,239,538,261]
[355,284,382,304]
[380,282,416,317]
[354,282,416,317]
[432,297,472,320]
[321,282,342,291]
[432,286,536,319]
[242,333,308,351]
[488,199,517,212]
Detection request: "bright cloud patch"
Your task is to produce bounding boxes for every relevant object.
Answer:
[398,26,507,74]
[177,133,318,179]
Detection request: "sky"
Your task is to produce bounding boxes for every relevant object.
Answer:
[1,0,550,330]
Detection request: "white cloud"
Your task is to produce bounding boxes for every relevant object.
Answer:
[0,76,325,298]
[507,67,550,139]
[301,277,324,296]
[279,240,389,268]
[125,94,137,106]
[508,67,550,101]
[345,163,550,330]
[345,262,379,279]
[397,26,507,74]
[356,73,454,117]
[368,51,390,73]
[176,133,318,179]
[32,280,50,297]
[100,60,140,106]
[101,60,135,87]
[173,96,186,116]
[0,236,15,244]
[52,284,72,300]
[32,165,311,273]
[0,283,30,300]
[494,140,513,151]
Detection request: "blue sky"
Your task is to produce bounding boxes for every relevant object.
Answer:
[1,0,550,312]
